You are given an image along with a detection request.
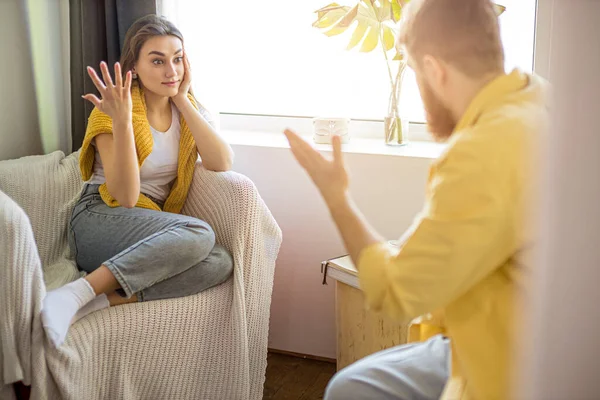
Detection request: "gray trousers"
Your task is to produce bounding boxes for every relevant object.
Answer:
[325,335,450,400]
[68,184,233,302]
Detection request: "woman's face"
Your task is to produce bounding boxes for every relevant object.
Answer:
[134,35,184,98]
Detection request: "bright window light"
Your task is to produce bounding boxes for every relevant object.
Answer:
[163,0,537,123]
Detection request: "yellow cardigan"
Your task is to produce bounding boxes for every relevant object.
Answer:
[357,69,549,400]
[79,81,198,214]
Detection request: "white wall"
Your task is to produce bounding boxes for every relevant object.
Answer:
[520,0,600,398]
[0,0,42,160]
[230,142,434,358]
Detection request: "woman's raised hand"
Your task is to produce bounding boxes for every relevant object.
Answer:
[83,61,133,124]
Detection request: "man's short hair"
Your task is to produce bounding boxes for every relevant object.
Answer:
[397,0,505,77]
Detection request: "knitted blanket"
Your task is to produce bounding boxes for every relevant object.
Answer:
[0,150,282,399]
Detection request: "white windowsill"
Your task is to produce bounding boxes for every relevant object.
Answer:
[221,129,446,160]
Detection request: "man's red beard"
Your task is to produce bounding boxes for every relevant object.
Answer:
[419,79,456,141]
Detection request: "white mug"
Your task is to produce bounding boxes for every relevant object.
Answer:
[312,117,350,144]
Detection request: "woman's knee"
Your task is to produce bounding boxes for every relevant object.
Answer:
[324,358,398,400]
[178,218,216,260]
[324,368,364,400]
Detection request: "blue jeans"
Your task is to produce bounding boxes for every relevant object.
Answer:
[68,184,233,302]
[325,335,450,400]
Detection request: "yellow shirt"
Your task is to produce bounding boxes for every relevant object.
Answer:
[357,69,549,400]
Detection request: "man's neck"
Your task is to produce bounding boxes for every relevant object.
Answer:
[450,70,505,123]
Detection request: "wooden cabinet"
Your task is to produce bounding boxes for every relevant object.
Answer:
[324,255,409,371]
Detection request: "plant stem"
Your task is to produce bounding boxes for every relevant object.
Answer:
[394,61,406,106]
[379,27,399,117]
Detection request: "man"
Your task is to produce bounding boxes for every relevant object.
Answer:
[283,0,548,399]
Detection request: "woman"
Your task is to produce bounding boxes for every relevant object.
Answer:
[41,15,235,348]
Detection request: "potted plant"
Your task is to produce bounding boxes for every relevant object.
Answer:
[313,0,506,145]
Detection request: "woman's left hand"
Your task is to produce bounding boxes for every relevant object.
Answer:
[173,52,192,107]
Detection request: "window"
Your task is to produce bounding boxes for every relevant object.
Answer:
[161,0,537,138]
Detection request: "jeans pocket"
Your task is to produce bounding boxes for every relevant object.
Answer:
[83,195,103,212]
[71,195,96,223]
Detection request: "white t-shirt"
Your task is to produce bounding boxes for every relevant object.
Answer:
[87,103,181,202]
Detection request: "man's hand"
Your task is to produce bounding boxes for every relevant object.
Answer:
[283,128,383,265]
[283,129,349,208]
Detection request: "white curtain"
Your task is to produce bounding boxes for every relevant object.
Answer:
[157,0,221,130]
[518,0,600,398]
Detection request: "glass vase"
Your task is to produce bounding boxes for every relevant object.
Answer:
[384,113,409,146]
[384,63,408,146]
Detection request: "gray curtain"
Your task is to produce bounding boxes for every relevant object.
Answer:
[70,0,156,151]
[1,0,71,160]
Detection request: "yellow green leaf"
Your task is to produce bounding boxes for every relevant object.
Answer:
[346,22,369,50]
[494,4,506,16]
[360,26,379,52]
[320,4,359,37]
[324,24,350,37]
[314,0,507,56]
[312,5,350,29]
[377,0,393,21]
[355,1,386,53]
[314,3,342,20]
[392,50,404,61]
[391,0,402,22]
[382,25,396,51]
[337,3,359,27]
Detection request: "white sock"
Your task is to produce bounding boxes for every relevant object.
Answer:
[41,278,97,348]
[73,293,110,323]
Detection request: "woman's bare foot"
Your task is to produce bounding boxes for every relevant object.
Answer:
[84,265,122,295]
[107,292,138,306]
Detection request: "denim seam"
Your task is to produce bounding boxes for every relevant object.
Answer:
[70,198,100,264]
[84,206,183,224]
[68,222,79,262]
[70,205,88,223]
[71,197,96,224]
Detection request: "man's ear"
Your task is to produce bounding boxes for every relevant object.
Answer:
[421,54,447,92]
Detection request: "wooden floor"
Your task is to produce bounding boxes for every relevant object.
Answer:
[263,352,337,400]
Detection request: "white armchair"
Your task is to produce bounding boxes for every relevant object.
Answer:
[0,150,282,400]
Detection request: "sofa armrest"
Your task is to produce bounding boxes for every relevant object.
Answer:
[37,164,283,400]
[182,164,282,399]
[182,163,282,284]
